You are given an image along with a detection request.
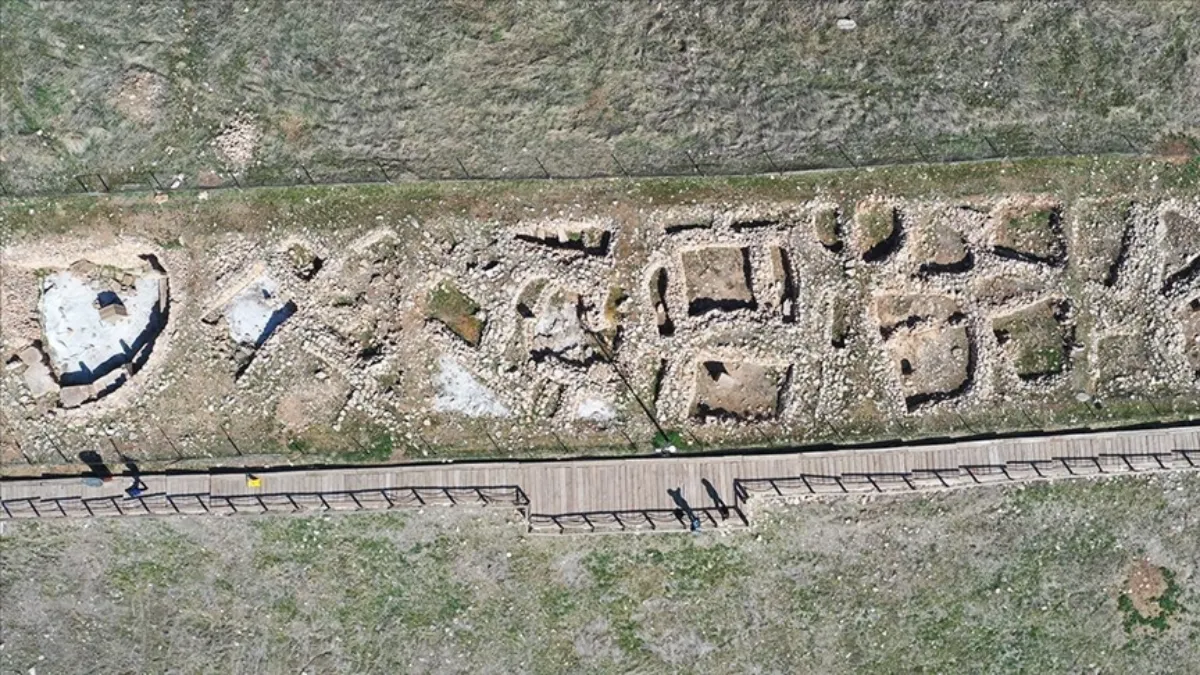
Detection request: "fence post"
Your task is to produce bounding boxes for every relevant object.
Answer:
[912,140,930,163]
[484,427,503,453]
[761,147,781,173]
[221,427,243,456]
[833,142,858,169]
[610,151,630,177]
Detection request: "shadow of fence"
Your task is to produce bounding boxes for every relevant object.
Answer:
[1,484,528,519]
[4,449,1199,529]
[528,505,747,534]
[734,450,1200,501]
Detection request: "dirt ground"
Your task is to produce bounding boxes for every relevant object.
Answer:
[3,156,1200,471]
[2,1,1199,194]
[2,472,1197,674]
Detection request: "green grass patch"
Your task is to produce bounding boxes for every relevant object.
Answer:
[427,280,485,347]
[992,299,1068,378]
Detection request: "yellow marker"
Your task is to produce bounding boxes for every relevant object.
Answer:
[247,474,262,488]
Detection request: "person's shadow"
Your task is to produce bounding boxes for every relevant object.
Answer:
[701,478,729,519]
[668,488,701,531]
[77,450,112,481]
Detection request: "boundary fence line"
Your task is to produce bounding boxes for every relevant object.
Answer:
[3,126,1191,200]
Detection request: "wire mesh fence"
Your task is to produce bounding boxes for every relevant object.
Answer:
[3,125,1188,200]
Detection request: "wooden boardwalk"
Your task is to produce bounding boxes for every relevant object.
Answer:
[3,426,1200,532]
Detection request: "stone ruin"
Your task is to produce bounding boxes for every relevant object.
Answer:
[7,256,169,408]
[6,193,1200,457]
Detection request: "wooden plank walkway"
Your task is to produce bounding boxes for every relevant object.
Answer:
[3,426,1200,532]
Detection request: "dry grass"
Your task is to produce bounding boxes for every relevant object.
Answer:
[2,1,1199,194]
[2,473,1198,673]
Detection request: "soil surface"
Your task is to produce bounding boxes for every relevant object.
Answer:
[1126,559,1170,619]
[2,472,1197,673]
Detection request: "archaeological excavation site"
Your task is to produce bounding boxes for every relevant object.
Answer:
[3,172,1200,467]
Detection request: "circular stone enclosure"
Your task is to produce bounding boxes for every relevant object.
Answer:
[31,256,170,408]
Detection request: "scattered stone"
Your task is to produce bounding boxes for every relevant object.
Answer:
[112,68,167,125]
[213,115,262,172]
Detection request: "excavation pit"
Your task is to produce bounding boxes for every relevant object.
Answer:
[225,277,295,348]
[990,198,1063,264]
[38,263,168,403]
[991,298,1070,379]
[886,325,972,408]
[690,360,787,420]
[681,247,756,315]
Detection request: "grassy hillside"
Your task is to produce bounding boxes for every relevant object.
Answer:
[2,0,1198,193]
